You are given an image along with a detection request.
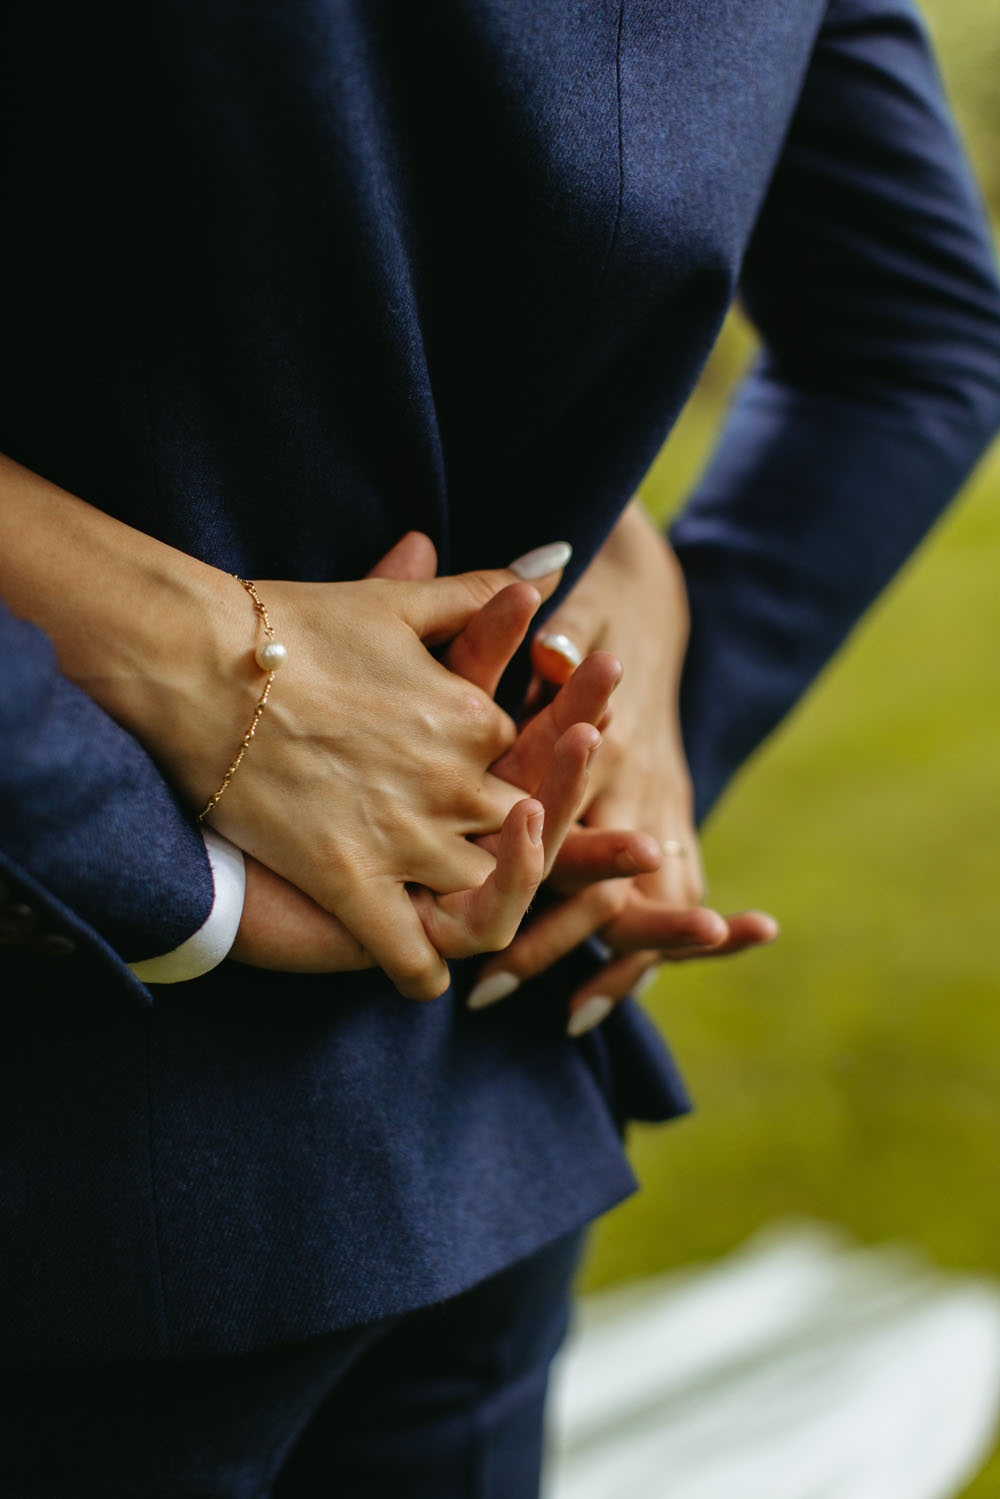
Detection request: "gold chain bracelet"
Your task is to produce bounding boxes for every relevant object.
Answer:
[196,577,288,823]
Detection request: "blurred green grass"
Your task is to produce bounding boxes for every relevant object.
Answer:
[587,325,1000,1495]
[580,8,1000,1490]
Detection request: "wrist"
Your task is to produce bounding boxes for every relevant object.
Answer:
[0,451,252,808]
[625,500,689,619]
[115,564,264,812]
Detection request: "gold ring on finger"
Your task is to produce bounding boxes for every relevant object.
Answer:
[662,839,688,859]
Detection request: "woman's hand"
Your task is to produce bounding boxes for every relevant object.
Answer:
[232,534,615,978]
[148,553,584,1000]
[231,700,609,977]
[0,453,596,999]
[467,500,779,1031]
[230,793,555,975]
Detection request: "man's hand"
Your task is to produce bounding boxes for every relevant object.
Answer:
[230,855,370,972]
[467,501,778,1032]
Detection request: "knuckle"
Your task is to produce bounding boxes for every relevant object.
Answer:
[456,689,491,726]
[491,710,517,754]
[424,968,453,1000]
[587,880,628,923]
[456,689,515,753]
[442,933,479,963]
[396,953,447,1001]
[471,908,523,958]
[479,924,518,957]
[460,572,499,610]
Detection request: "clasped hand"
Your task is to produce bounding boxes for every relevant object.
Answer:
[207,533,609,998]
[226,510,778,1028]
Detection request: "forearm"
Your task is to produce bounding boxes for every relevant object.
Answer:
[0,593,216,964]
[671,381,999,823]
[2,454,586,992]
[671,0,1000,824]
[0,450,247,808]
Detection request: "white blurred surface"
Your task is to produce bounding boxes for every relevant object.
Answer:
[546,1223,1000,1499]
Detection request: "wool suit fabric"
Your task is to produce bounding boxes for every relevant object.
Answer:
[0,1229,587,1498]
[1,0,999,1375]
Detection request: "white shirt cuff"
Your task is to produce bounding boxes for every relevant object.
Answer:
[129,827,246,984]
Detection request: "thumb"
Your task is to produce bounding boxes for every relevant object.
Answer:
[366,531,438,580]
[396,541,572,643]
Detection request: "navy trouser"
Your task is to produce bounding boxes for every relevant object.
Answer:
[0,1228,585,1498]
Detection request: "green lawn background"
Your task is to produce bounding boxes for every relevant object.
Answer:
[580,7,1000,1492]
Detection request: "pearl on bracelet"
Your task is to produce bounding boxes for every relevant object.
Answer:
[254,640,288,672]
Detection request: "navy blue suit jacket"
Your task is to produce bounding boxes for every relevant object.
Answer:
[2,0,999,1365]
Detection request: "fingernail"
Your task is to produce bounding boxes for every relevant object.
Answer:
[635,967,660,995]
[527,810,544,846]
[536,632,583,671]
[509,542,572,580]
[467,971,521,1010]
[567,995,614,1037]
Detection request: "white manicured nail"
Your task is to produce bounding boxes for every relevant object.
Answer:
[636,966,660,996]
[536,632,583,670]
[509,542,572,580]
[567,995,614,1037]
[467,971,521,1010]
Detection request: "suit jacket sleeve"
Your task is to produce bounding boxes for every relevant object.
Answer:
[669,0,1000,823]
[0,597,215,976]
